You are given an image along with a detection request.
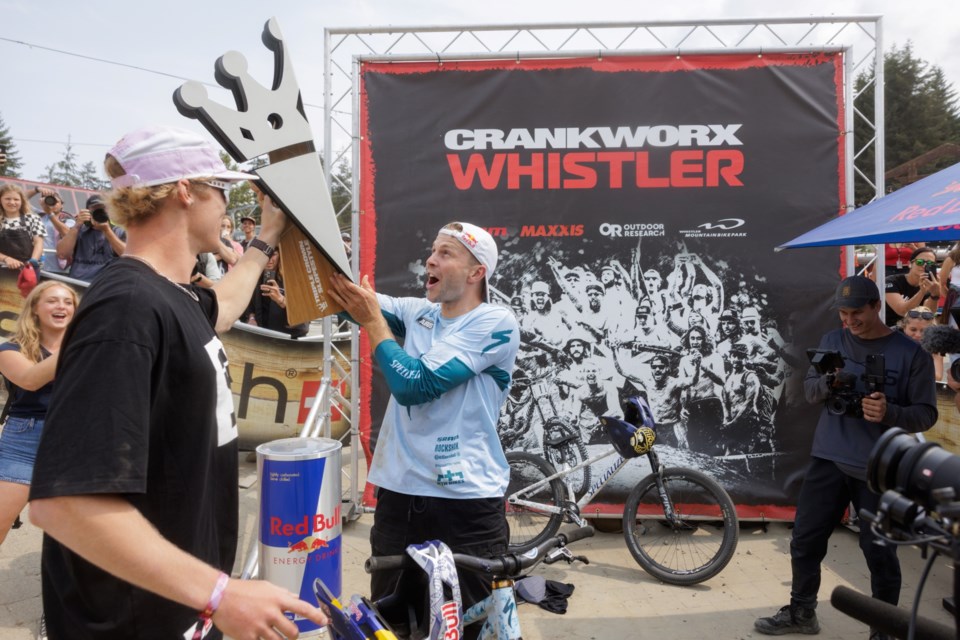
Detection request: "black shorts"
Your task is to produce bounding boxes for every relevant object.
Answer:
[369,488,509,636]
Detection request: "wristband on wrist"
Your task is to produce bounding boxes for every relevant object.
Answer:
[249,237,275,257]
[201,572,229,619]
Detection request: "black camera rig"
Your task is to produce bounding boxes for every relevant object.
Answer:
[806,349,885,418]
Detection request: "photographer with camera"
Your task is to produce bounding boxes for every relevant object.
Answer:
[56,194,126,282]
[34,190,75,273]
[754,276,938,639]
[885,246,941,328]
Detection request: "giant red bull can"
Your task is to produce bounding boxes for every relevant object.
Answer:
[257,437,342,637]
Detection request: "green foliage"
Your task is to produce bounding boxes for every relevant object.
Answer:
[41,141,108,190]
[221,151,260,222]
[854,43,960,204]
[0,113,23,177]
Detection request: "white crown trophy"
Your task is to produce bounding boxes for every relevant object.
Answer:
[174,17,352,324]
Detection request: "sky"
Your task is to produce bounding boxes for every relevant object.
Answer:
[3,0,960,183]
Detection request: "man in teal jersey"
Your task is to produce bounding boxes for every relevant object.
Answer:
[329,221,520,639]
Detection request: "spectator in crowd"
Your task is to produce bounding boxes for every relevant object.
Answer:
[885,242,925,276]
[0,184,45,271]
[0,281,78,638]
[214,215,243,274]
[884,246,941,327]
[754,276,937,639]
[883,242,927,276]
[238,214,257,250]
[30,188,75,272]
[938,242,960,324]
[898,306,943,381]
[327,221,519,640]
[56,194,126,282]
[250,249,308,338]
[27,125,326,639]
[0,281,78,546]
[191,252,223,288]
[342,231,352,259]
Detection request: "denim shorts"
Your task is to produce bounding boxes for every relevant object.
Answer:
[0,416,44,485]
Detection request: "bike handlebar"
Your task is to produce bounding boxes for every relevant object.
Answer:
[364,525,595,576]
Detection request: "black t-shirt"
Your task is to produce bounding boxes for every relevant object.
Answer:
[30,258,239,640]
[884,273,931,326]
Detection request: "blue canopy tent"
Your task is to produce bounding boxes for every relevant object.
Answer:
[779,160,960,248]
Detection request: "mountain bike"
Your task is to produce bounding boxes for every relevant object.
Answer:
[504,405,738,586]
[315,525,595,640]
[500,364,591,498]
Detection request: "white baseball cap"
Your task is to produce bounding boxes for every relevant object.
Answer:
[438,222,498,302]
[107,125,257,189]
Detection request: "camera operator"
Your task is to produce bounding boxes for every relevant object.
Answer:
[755,275,938,639]
[56,194,126,282]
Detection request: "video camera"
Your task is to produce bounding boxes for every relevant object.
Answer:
[830,428,960,640]
[806,349,885,418]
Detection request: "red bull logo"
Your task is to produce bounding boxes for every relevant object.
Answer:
[441,601,461,640]
[286,536,331,554]
[270,505,342,537]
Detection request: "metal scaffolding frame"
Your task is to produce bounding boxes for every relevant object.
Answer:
[321,17,886,518]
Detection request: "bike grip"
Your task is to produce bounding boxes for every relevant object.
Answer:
[364,554,412,573]
[560,525,595,545]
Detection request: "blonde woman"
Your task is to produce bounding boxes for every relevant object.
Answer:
[898,306,943,380]
[0,281,77,545]
[0,183,45,269]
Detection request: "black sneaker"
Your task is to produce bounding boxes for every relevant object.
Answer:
[754,604,821,635]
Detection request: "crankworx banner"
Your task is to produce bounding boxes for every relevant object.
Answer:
[358,53,845,518]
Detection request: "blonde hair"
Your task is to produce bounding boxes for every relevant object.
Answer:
[897,305,935,331]
[0,183,31,216]
[13,281,79,363]
[103,154,217,227]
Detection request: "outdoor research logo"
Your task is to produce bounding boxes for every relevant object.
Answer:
[599,222,665,238]
[680,218,747,238]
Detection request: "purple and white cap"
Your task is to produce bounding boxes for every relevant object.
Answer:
[107,125,256,189]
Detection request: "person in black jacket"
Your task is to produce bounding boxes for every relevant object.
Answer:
[754,276,937,640]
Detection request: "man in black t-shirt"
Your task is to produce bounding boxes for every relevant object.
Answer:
[28,126,326,640]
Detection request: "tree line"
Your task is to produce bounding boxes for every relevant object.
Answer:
[3,43,957,215]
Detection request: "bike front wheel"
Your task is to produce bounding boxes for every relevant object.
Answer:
[505,451,565,552]
[622,467,738,585]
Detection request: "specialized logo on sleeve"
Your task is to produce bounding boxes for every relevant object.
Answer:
[204,337,238,446]
[482,329,513,354]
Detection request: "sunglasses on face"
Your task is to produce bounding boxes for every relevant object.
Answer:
[906,309,935,320]
[913,258,936,267]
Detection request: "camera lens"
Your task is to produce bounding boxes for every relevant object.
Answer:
[44,195,58,206]
[91,207,110,224]
[867,427,960,510]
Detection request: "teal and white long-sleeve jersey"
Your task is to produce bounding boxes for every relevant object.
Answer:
[363,294,519,499]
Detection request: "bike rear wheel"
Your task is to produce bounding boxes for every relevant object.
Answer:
[505,451,565,552]
[543,439,591,500]
[622,467,738,585]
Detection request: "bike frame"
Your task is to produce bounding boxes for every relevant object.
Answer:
[508,443,656,520]
[464,578,522,640]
